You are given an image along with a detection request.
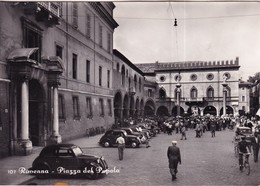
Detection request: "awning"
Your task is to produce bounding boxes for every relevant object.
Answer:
[7,48,38,63]
[256,109,260,116]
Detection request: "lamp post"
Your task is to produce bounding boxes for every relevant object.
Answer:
[176,82,181,117]
[222,76,228,116]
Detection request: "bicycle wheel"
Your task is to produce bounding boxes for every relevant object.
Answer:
[244,162,250,175]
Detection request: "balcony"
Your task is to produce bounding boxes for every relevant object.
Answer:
[15,2,61,27]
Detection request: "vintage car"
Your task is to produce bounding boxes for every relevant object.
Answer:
[30,144,108,179]
[119,127,147,144]
[99,129,141,148]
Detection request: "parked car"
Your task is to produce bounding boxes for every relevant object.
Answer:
[119,127,147,144]
[30,144,108,179]
[99,129,141,148]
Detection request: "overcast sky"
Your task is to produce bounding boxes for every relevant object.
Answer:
[113,1,260,81]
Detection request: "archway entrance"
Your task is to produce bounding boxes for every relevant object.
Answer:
[204,106,217,116]
[114,92,122,123]
[172,106,184,116]
[144,100,155,117]
[187,106,201,116]
[220,106,234,116]
[156,106,169,117]
[29,79,45,146]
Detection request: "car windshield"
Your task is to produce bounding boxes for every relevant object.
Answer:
[72,147,83,156]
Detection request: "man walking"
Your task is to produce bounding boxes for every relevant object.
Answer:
[116,133,125,160]
[167,141,181,180]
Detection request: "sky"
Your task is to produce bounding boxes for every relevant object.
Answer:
[113,1,260,81]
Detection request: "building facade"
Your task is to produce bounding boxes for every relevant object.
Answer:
[238,80,251,115]
[136,58,240,117]
[0,2,118,157]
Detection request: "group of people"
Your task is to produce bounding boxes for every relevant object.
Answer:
[115,114,260,181]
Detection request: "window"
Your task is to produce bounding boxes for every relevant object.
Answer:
[86,13,91,38]
[56,44,63,59]
[72,53,77,79]
[86,97,92,118]
[107,99,112,116]
[86,60,90,83]
[159,88,166,99]
[121,66,125,86]
[72,3,78,28]
[207,87,214,99]
[175,75,181,82]
[99,24,103,47]
[242,96,245,102]
[99,98,104,116]
[116,63,120,72]
[139,78,142,92]
[190,74,197,81]
[72,96,80,119]
[148,89,152,97]
[107,70,110,88]
[134,75,137,90]
[22,18,42,63]
[58,94,65,120]
[99,66,102,86]
[207,73,214,80]
[160,76,166,82]
[107,32,111,52]
[190,87,197,99]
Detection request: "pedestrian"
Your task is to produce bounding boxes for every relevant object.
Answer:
[116,133,125,160]
[210,118,216,138]
[251,133,260,162]
[167,141,181,181]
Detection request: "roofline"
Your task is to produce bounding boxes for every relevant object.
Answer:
[113,49,144,76]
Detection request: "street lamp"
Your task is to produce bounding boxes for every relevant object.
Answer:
[222,78,228,117]
[176,82,181,117]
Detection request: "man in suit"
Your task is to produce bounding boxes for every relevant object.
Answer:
[251,132,260,162]
[167,141,181,180]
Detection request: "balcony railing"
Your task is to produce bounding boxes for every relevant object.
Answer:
[37,2,60,17]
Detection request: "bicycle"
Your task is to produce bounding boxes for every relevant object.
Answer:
[239,152,251,175]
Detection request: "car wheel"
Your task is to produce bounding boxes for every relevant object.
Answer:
[131,142,138,148]
[36,164,50,179]
[88,166,98,180]
[104,141,110,147]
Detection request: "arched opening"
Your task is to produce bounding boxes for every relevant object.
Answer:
[207,86,214,99]
[134,75,137,90]
[187,106,201,116]
[135,98,140,118]
[172,106,185,116]
[156,106,169,116]
[190,86,198,99]
[123,94,129,119]
[28,79,45,146]
[220,106,234,116]
[121,65,125,86]
[140,99,144,117]
[114,92,122,122]
[204,106,217,115]
[159,88,166,99]
[144,99,155,117]
[129,96,135,118]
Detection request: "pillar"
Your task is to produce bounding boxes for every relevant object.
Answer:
[19,79,32,154]
[222,83,227,116]
[50,85,62,143]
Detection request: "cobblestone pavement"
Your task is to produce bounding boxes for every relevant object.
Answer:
[22,129,260,185]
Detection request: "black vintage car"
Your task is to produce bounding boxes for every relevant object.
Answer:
[120,127,147,144]
[30,144,108,179]
[99,129,141,148]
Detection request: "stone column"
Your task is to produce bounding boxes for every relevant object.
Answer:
[20,79,32,154]
[176,82,181,117]
[222,83,228,116]
[50,85,62,143]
